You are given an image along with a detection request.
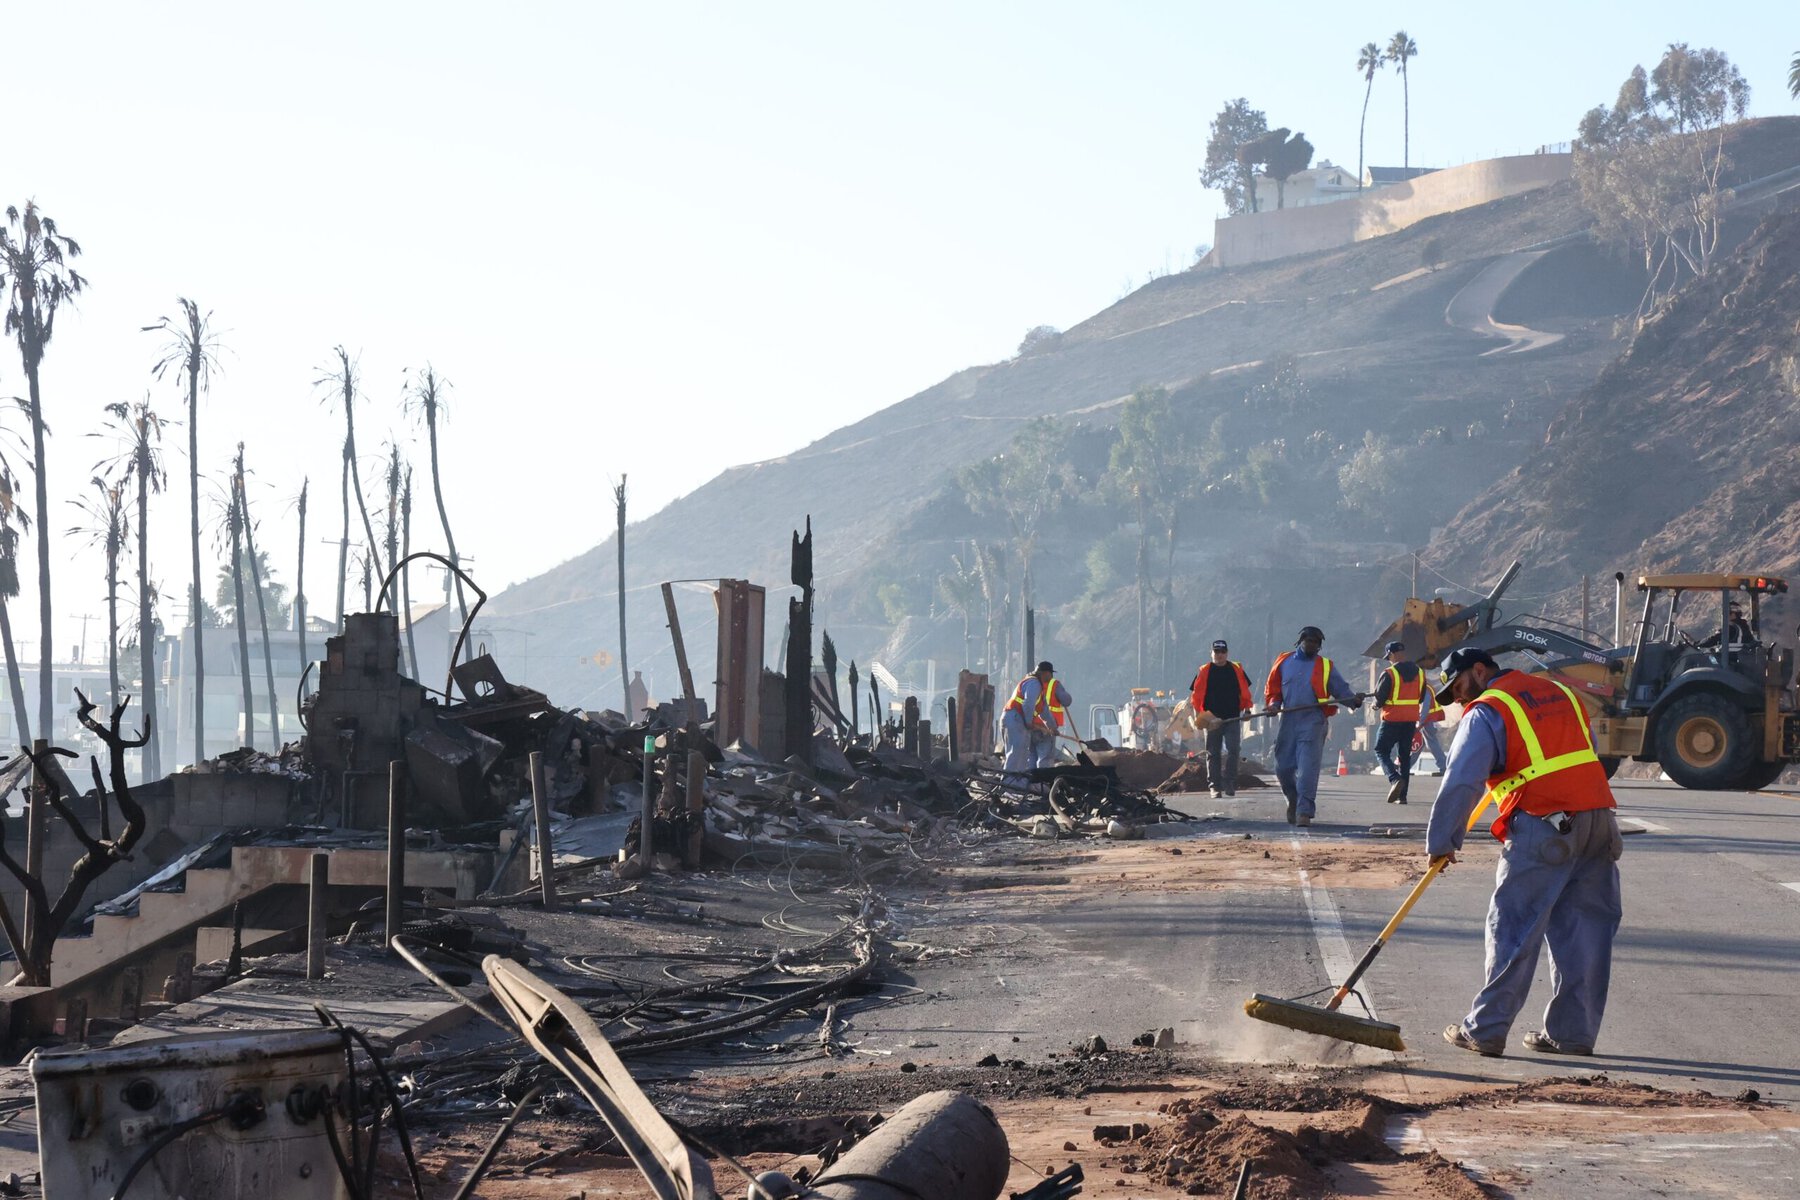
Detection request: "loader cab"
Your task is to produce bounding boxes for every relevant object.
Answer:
[1626,573,1795,790]
[1626,574,1789,709]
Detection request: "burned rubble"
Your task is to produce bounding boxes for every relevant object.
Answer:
[0,522,1209,1200]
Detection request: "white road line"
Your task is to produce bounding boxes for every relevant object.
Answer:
[1291,838,1374,1019]
[1620,816,1670,833]
[1781,883,1800,896]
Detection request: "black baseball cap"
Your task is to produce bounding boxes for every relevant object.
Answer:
[1435,647,1498,704]
[1211,639,1229,651]
[1384,639,1406,655]
[1035,660,1055,674]
[1297,625,1324,643]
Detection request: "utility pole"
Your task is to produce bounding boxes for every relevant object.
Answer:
[68,613,97,665]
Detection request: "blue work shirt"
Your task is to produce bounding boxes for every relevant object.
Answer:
[1425,699,1509,858]
[1273,650,1359,717]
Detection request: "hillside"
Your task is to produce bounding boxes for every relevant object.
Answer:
[1429,204,1800,633]
[490,119,1800,710]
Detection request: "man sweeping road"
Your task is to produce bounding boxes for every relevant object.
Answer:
[1264,626,1361,826]
[1426,647,1623,1058]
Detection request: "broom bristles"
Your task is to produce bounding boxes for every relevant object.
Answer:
[1243,993,1407,1052]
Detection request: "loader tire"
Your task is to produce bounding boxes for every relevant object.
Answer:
[1734,759,1788,791]
[1599,756,1622,780]
[1655,693,1756,791]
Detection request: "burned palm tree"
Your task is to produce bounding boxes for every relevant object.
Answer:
[404,365,467,632]
[99,398,168,781]
[145,298,222,766]
[236,445,280,749]
[0,471,29,747]
[1,201,86,742]
[381,442,412,677]
[0,693,148,985]
[400,464,418,683]
[293,479,309,684]
[225,460,254,750]
[68,479,129,711]
[318,348,381,625]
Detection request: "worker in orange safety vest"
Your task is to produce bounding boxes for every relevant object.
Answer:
[1190,638,1254,798]
[1373,640,1427,805]
[1001,660,1071,776]
[1263,626,1362,827]
[1428,647,1622,1059]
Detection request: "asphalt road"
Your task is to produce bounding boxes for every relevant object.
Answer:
[860,770,1800,1194]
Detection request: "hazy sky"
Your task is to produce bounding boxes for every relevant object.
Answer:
[5,2,1796,661]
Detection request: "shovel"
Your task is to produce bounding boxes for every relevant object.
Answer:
[1199,693,1369,731]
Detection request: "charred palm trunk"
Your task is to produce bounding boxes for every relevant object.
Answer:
[238,451,280,749]
[335,443,350,631]
[229,470,255,751]
[24,318,52,744]
[401,469,417,683]
[136,458,159,782]
[295,479,308,685]
[187,367,204,765]
[425,407,469,646]
[0,596,28,748]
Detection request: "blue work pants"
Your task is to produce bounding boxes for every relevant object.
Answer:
[1375,721,1416,795]
[1460,808,1624,1050]
[1273,712,1327,818]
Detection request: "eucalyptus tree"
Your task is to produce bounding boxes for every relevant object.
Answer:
[146,298,221,765]
[1386,31,1419,170]
[319,347,381,625]
[1,202,86,738]
[1355,42,1384,188]
[100,398,167,779]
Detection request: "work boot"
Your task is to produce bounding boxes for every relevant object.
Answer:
[1442,1024,1504,1057]
[1209,787,1223,799]
[1385,780,1403,804]
[1297,815,1312,827]
[1522,1030,1593,1056]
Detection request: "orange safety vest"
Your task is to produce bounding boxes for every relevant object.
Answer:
[1468,670,1613,843]
[1264,652,1338,717]
[1380,664,1426,723]
[1045,680,1069,728]
[1005,676,1056,730]
[1191,661,1254,717]
[1422,687,1445,724]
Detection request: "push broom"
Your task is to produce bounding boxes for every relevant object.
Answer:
[1243,787,1498,1051]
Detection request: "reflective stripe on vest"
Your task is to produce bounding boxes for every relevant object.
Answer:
[1474,677,1608,842]
[1004,676,1049,725]
[1381,665,1425,722]
[1045,681,1067,727]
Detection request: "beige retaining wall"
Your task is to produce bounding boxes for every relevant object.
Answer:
[1211,153,1573,269]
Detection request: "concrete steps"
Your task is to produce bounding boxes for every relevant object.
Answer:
[51,842,489,986]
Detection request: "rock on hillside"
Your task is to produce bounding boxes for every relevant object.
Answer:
[1429,207,1800,624]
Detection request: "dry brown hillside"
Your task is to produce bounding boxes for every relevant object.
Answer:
[1430,206,1800,624]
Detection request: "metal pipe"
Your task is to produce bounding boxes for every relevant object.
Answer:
[1614,571,1626,647]
[947,697,960,761]
[385,759,406,951]
[809,1090,1010,1200]
[530,750,556,910]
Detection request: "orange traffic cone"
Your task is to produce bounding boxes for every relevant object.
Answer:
[1336,750,1349,776]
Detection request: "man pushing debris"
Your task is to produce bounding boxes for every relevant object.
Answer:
[1264,626,1360,826]
[1427,647,1623,1058]
[1001,661,1070,777]
[1190,638,1253,799]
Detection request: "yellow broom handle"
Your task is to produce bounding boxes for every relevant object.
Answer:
[1324,788,1497,1011]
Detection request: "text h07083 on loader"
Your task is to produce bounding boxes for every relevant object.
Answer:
[1369,561,1798,790]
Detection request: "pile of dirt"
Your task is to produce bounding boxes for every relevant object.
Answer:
[1086,749,1185,790]
[1122,1108,1329,1198]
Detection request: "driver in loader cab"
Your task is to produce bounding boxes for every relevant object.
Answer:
[1699,601,1755,655]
